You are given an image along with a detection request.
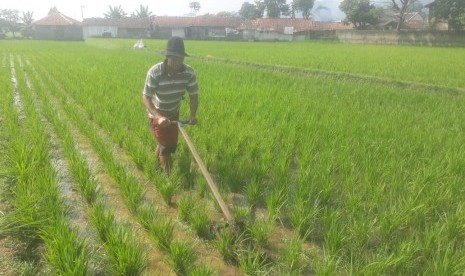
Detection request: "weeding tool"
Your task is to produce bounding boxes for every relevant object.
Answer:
[175,120,235,226]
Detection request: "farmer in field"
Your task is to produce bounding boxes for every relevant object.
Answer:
[143,36,199,175]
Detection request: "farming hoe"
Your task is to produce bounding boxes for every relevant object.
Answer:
[176,120,242,234]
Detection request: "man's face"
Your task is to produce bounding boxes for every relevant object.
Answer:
[167,55,184,72]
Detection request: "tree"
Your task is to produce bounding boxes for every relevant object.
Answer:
[239,2,264,19]
[0,9,20,38]
[263,0,290,18]
[340,0,382,29]
[216,11,238,17]
[20,11,34,39]
[389,0,417,31]
[189,2,201,15]
[104,5,127,19]
[292,0,315,19]
[132,5,153,18]
[429,0,465,30]
[48,7,59,15]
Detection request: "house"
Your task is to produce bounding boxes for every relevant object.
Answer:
[238,19,351,41]
[239,18,314,41]
[188,15,241,39]
[424,1,449,30]
[82,17,152,39]
[150,15,241,39]
[378,11,427,30]
[150,16,193,38]
[33,12,82,40]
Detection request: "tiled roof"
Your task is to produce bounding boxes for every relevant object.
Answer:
[152,16,193,28]
[82,17,152,28]
[239,19,351,33]
[190,15,241,27]
[33,12,81,26]
[239,18,314,33]
[82,15,241,29]
[152,15,241,28]
[312,21,353,31]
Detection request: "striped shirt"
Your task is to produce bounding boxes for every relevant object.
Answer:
[143,60,198,117]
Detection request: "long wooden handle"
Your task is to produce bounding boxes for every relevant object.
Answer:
[178,125,234,221]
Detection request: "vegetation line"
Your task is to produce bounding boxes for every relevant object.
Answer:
[24,56,149,275]
[3,54,90,275]
[20,56,109,275]
[28,55,235,275]
[196,55,465,95]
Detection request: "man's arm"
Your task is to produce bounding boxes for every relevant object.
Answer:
[189,94,198,125]
[143,94,158,118]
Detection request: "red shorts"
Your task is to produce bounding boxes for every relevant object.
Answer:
[149,114,179,155]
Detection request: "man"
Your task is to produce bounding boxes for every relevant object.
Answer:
[143,36,199,175]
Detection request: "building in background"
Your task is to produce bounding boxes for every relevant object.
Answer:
[33,12,82,40]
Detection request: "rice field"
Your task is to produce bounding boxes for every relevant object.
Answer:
[1,39,464,275]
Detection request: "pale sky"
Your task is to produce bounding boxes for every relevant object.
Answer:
[4,0,346,21]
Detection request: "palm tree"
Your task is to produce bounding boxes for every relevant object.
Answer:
[132,5,153,18]
[104,5,127,19]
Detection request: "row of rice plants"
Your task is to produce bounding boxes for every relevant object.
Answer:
[94,38,465,89]
[194,59,465,274]
[21,54,150,275]
[1,55,89,274]
[24,42,321,274]
[178,39,465,89]
[9,40,465,274]
[26,54,218,275]
[0,53,38,275]
[27,43,309,274]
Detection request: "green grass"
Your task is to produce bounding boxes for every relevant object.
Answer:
[2,39,464,274]
[152,216,174,251]
[1,54,90,274]
[169,240,198,275]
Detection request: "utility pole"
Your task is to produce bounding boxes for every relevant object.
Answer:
[80,5,85,20]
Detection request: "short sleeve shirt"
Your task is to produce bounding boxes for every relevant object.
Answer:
[143,60,198,117]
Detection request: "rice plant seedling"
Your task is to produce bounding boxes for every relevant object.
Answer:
[322,210,347,255]
[158,178,179,206]
[121,178,145,214]
[311,254,342,276]
[243,180,263,209]
[137,203,159,231]
[169,240,197,276]
[237,246,271,276]
[265,188,287,222]
[90,201,115,243]
[233,205,253,223]
[42,220,89,275]
[178,194,195,222]
[75,167,98,204]
[191,206,211,239]
[289,196,319,239]
[195,173,208,198]
[279,235,305,274]
[152,216,175,251]
[106,226,147,276]
[245,218,273,249]
[188,263,216,276]
[214,227,239,264]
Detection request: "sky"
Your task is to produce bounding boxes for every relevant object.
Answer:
[3,0,346,21]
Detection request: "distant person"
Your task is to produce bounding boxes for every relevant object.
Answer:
[142,36,199,175]
[133,39,145,49]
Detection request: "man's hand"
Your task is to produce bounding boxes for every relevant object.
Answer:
[158,117,171,128]
[189,117,197,125]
